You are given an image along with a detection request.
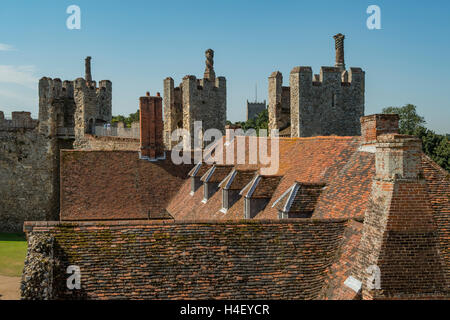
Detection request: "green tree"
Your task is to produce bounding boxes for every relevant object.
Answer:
[111,110,139,128]
[228,109,268,136]
[382,104,425,135]
[382,104,449,172]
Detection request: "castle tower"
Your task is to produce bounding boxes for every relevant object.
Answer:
[268,34,364,138]
[37,57,112,146]
[163,49,226,150]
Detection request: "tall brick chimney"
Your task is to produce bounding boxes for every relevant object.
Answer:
[333,33,346,71]
[360,114,399,145]
[352,134,445,299]
[204,49,216,81]
[85,56,92,83]
[139,92,164,160]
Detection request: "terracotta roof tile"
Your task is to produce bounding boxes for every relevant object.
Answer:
[25,219,348,299]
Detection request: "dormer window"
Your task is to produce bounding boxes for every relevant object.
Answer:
[240,175,282,219]
[188,163,204,195]
[219,169,256,213]
[272,182,325,219]
[200,165,234,203]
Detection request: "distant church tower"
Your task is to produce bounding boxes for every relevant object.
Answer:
[246,84,267,121]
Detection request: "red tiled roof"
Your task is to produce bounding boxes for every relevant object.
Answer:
[320,219,364,300]
[168,136,362,221]
[258,136,360,219]
[24,219,349,300]
[312,151,375,220]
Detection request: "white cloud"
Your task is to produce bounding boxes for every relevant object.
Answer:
[0,65,38,89]
[0,43,15,51]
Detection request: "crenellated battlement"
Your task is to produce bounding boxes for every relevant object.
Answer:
[0,111,38,131]
[288,66,364,86]
[269,34,365,138]
[181,75,226,91]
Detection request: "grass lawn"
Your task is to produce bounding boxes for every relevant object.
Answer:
[0,233,27,277]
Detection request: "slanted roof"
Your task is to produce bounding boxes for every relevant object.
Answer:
[312,150,375,220]
[258,136,360,219]
[24,219,349,300]
[167,136,361,220]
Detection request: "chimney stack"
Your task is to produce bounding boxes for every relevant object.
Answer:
[333,33,346,71]
[375,134,422,181]
[360,114,399,145]
[139,92,164,160]
[85,56,92,83]
[352,133,445,299]
[204,49,216,81]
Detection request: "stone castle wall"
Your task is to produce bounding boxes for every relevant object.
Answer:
[268,71,291,133]
[0,57,112,232]
[73,134,140,151]
[0,122,59,232]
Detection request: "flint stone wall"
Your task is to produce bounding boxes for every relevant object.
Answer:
[0,128,59,232]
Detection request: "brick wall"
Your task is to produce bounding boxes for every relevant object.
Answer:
[0,128,59,232]
[60,150,193,220]
[22,219,348,300]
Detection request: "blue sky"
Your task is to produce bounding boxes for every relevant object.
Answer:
[0,0,449,133]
